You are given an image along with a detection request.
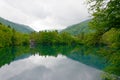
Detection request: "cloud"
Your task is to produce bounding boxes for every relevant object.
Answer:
[0,55,102,80]
[0,0,90,31]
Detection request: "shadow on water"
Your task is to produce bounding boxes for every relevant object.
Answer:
[0,45,119,79]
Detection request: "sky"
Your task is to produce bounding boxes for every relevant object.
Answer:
[0,0,90,31]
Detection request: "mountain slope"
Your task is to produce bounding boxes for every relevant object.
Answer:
[61,19,92,35]
[0,17,34,33]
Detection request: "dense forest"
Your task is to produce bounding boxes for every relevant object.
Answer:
[0,23,29,47]
[30,31,81,45]
[0,22,81,47]
[61,19,92,35]
[84,0,120,48]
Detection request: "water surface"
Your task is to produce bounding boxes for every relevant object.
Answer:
[0,45,118,80]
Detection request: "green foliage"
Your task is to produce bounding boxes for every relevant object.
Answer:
[102,28,120,48]
[30,30,80,45]
[84,1,120,78]
[60,32,77,45]
[83,33,100,46]
[61,19,93,35]
[11,29,30,46]
[0,23,30,47]
[98,48,120,79]
[85,0,120,47]
[0,17,34,33]
[0,24,12,47]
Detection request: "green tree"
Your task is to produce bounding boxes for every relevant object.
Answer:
[86,0,120,45]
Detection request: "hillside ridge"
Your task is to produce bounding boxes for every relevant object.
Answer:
[0,17,34,33]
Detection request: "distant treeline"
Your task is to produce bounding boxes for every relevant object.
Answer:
[30,30,81,45]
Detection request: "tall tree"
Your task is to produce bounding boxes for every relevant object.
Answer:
[86,0,120,45]
[87,0,120,32]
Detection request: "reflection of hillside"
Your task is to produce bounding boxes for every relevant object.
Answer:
[0,47,15,67]
[31,45,76,56]
[0,46,30,67]
[0,45,76,67]
[0,45,109,70]
[0,45,119,78]
[67,52,108,70]
[34,45,110,70]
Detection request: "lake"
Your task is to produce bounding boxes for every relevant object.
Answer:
[0,45,119,80]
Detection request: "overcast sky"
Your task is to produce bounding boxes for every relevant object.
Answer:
[0,0,90,31]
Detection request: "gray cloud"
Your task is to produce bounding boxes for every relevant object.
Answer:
[0,0,90,31]
[0,55,102,80]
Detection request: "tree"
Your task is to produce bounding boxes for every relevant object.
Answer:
[86,0,120,45]
[87,0,120,31]
[0,24,12,47]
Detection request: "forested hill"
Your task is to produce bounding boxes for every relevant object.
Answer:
[0,17,34,33]
[61,19,92,35]
[0,23,30,47]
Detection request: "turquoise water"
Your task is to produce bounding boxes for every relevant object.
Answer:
[0,45,118,80]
